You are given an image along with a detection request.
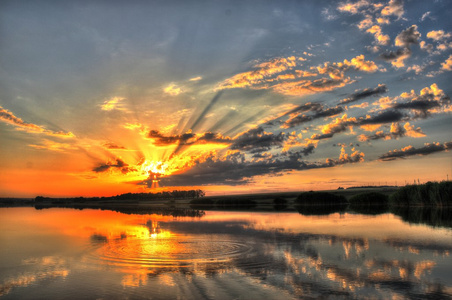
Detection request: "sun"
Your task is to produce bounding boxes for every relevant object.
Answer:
[140,160,169,188]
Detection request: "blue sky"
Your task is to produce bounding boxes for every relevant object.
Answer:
[1,0,451,197]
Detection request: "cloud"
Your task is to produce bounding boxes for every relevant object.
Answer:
[390,83,451,117]
[29,140,78,152]
[272,78,354,96]
[394,25,421,48]
[441,55,452,71]
[0,106,75,138]
[380,47,411,68]
[230,127,286,153]
[93,158,136,174]
[378,141,452,161]
[147,130,231,147]
[311,114,357,140]
[283,105,344,129]
[358,122,425,141]
[217,55,382,96]
[379,25,420,68]
[163,83,183,96]
[189,76,202,81]
[337,0,372,14]
[420,11,432,22]
[366,25,390,45]
[100,97,126,111]
[158,146,364,186]
[217,56,299,90]
[340,84,388,104]
[381,0,404,19]
[103,142,127,150]
[426,30,451,41]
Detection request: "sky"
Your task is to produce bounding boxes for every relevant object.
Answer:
[1,0,451,198]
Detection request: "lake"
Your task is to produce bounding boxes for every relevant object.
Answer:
[1,207,451,299]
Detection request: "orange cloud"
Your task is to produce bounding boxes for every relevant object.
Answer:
[366,25,390,45]
[441,55,452,71]
[403,122,425,138]
[163,83,183,96]
[100,97,126,111]
[381,0,404,19]
[0,106,75,138]
[218,55,381,97]
[29,140,78,152]
[272,78,354,96]
[217,56,300,90]
[337,0,371,14]
[426,30,451,41]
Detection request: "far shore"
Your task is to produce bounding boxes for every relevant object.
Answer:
[0,185,400,210]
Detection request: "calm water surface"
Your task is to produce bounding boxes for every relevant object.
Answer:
[1,207,451,299]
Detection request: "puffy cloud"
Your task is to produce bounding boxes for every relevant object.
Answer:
[379,25,420,68]
[380,47,411,68]
[394,25,421,48]
[379,141,452,161]
[358,15,374,30]
[426,30,451,41]
[341,84,388,104]
[391,83,451,117]
[381,0,404,19]
[93,158,136,174]
[337,0,371,14]
[366,25,390,45]
[311,114,357,140]
[441,55,452,71]
[419,41,434,53]
[0,106,75,138]
[163,83,183,96]
[100,97,126,111]
[358,122,425,141]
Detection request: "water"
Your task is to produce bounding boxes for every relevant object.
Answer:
[1,207,451,299]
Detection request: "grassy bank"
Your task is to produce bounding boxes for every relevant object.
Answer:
[389,181,452,207]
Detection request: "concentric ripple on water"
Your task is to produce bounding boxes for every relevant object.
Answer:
[88,235,255,268]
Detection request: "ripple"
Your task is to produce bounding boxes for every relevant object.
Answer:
[86,236,255,268]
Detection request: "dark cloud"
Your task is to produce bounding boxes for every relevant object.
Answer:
[283,105,344,128]
[379,141,452,161]
[359,110,406,125]
[103,142,127,150]
[394,25,421,48]
[380,48,411,61]
[156,146,363,187]
[230,126,286,153]
[147,130,230,146]
[392,100,440,117]
[391,91,450,118]
[340,84,388,104]
[93,158,136,174]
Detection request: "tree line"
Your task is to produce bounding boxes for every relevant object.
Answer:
[35,189,205,203]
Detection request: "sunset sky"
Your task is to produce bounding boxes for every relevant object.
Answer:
[1,0,451,198]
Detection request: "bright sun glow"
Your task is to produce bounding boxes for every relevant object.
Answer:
[141,160,169,181]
